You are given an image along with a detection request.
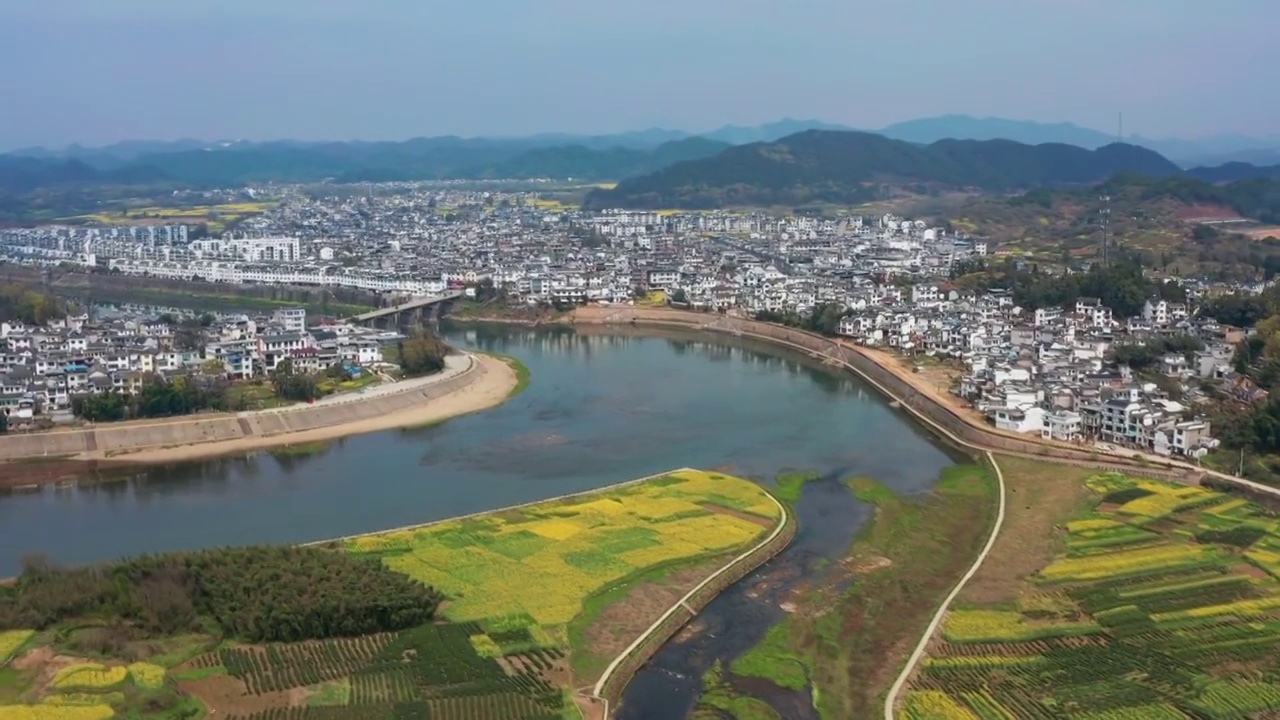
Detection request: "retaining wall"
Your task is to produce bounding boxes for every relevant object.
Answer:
[0,359,479,462]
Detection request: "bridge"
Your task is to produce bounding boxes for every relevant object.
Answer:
[348,290,463,328]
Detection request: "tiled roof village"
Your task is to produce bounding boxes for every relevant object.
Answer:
[0,185,1262,451]
[0,304,389,426]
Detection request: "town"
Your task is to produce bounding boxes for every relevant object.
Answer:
[0,184,1264,462]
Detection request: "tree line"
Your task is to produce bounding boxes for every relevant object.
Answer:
[0,284,71,325]
[73,375,235,422]
[0,546,442,643]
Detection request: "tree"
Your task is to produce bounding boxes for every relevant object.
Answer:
[670,288,689,305]
[271,359,319,401]
[398,333,449,377]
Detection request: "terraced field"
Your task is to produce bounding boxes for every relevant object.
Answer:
[902,472,1280,719]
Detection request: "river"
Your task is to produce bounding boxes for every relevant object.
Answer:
[0,324,962,717]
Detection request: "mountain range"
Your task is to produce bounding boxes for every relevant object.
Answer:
[586,131,1197,209]
[10,115,1280,166]
[3,116,1280,201]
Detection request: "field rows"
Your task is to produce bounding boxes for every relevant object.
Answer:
[907,472,1280,719]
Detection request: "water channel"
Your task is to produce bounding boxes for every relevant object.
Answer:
[0,324,964,717]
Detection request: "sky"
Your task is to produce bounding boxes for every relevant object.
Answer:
[0,0,1276,150]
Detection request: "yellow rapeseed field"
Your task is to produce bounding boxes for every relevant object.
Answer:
[900,691,979,719]
[1039,543,1217,583]
[348,469,780,627]
[0,706,115,720]
[942,610,1031,642]
[0,630,33,664]
[126,662,165,689]
[50,664,127,691]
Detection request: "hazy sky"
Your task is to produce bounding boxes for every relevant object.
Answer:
[1,0,1276,149]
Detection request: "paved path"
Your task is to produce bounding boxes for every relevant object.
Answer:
[243,354,471,417]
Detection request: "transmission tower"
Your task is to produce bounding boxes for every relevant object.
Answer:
[1100,195,1112,267]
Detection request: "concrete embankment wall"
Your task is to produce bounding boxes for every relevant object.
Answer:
[574,308,1199,485]
[0,360,478,462]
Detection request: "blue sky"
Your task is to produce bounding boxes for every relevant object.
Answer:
[0,0,1275,149]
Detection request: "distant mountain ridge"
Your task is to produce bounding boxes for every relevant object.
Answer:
[13,115,1278,166]
[5,116,1280,197]
[873,115,1280,167]
[0,136,733,191]
[587,131,1186,209]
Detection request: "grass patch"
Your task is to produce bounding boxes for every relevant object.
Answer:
[772,471,820,506]
[306,677,351,706]
[698,661,783,720]
[267,441,331,459]
[483,352,531,398]
[729,624,807,690]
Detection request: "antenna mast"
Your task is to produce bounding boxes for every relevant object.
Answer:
[1118,112,1123,142]
[1100,195,1112,267]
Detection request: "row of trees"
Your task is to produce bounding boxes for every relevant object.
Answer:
[753,302,848,337]
[73,376,235,422]
[1,546,442,643]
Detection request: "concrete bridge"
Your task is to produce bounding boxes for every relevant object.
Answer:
[348,290,463,329]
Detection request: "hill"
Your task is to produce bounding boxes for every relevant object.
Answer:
[1187,162,1280,184]
[586,130,1183,209]
[878,114,1119,150]
[930,173,1280,281]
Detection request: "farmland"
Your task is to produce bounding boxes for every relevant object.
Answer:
[69,203,277,233]
[902,468,1280,719]
[344,469,779,629]
[0,469,782,720]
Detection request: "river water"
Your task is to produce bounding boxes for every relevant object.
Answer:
[0,324,962,717]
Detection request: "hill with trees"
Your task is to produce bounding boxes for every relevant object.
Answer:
[586,131,1183,209]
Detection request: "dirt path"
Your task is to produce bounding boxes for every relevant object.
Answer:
[881,452,1007,720]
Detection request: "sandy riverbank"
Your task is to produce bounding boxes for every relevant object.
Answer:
[0,354,517,476]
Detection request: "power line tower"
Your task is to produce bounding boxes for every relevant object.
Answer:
[1100,194,1112,267]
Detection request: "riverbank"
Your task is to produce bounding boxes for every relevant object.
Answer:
[0,354,517,480]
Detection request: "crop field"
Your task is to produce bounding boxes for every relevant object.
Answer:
[0,631,33,665]
[71,202,277,231]
[0,652,180,720]
[903,471,1280,719]
[345,469,779,630]
[187,624,570,720]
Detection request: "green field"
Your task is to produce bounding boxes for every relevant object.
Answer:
[903,471,1280,719]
